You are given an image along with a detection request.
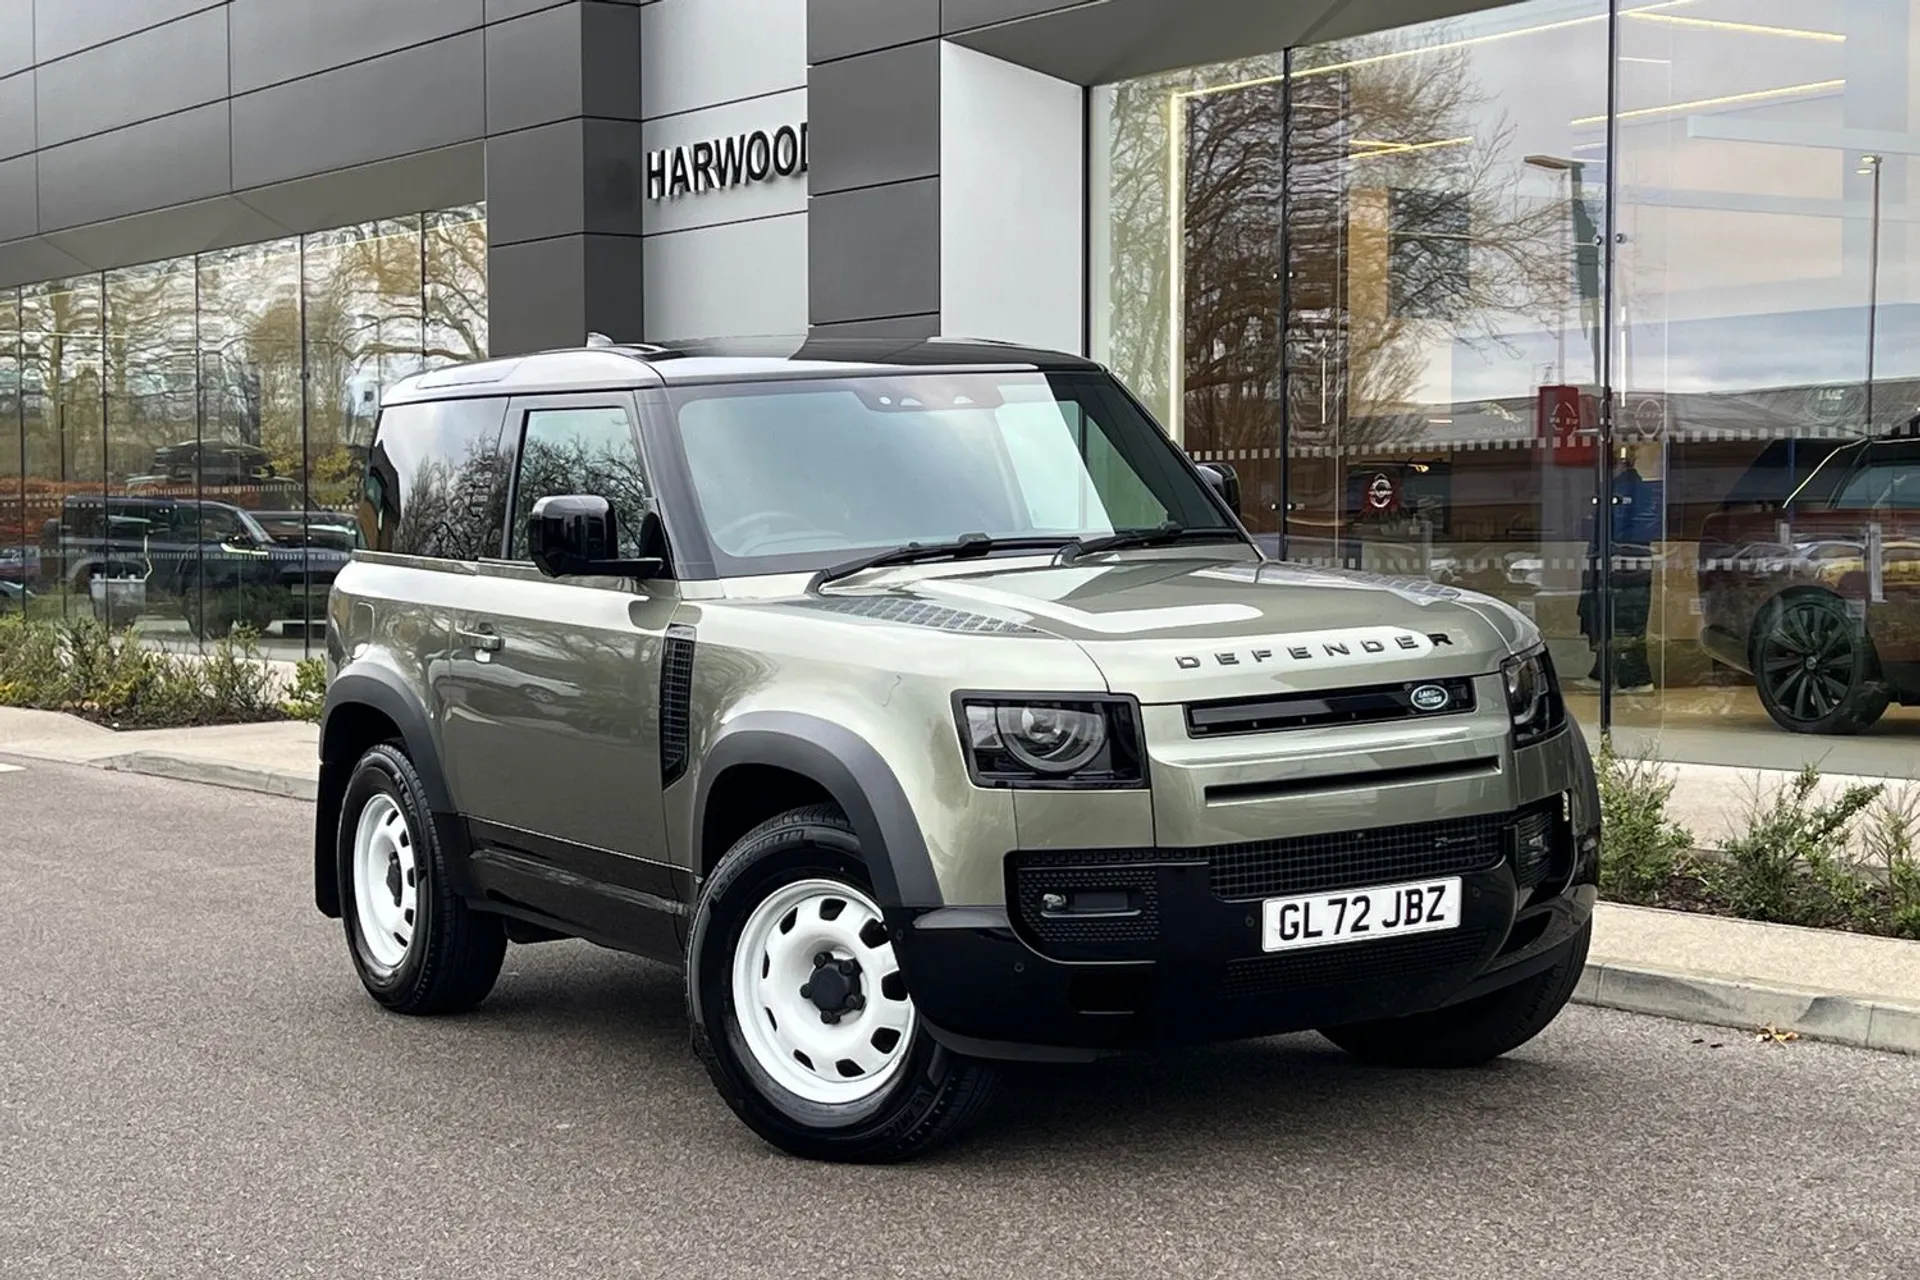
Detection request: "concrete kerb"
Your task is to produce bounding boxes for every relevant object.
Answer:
[1574,962,1920,1057]
[97,750,317,801]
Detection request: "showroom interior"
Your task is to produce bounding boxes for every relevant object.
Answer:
[3,0,1919,778]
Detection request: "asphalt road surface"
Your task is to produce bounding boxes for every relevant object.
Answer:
[4,758,1918,1280]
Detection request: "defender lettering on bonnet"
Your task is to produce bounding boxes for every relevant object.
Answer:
[1174,626,1453,671]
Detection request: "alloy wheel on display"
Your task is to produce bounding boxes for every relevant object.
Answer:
[352,793,418,973]
[1758,598,1859,725]
[730,878,916,1106]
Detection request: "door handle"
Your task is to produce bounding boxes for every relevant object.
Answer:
[456,627,503,653]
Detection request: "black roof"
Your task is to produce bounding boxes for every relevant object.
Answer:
[383,334,1102,404]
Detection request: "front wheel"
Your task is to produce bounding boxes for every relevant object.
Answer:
[1752,592,1889,735]
[686,805,997,1162]
[1319,921,1590,1068]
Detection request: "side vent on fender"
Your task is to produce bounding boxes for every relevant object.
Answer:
[660,624,696,787]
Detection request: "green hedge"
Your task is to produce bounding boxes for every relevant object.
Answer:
[1598,739,1920,940]
[0,616,326,729]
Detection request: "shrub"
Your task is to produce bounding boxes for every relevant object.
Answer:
[1594,737,1697,903]
[281,657,328,723]
[1861,787,1920,941]
[1711,765,1884,929]
[0,616,293,729]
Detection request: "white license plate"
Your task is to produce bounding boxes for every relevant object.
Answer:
[1260,876,1463,953]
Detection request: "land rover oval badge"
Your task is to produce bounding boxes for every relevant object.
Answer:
[1409,684,1451,712]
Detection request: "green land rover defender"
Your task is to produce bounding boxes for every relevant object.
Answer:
[314,337,1600,1163]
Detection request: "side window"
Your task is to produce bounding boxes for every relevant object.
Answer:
[506,404,649,560]
[359,397,513,559]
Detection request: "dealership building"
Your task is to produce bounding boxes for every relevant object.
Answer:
[3,0,1918,777]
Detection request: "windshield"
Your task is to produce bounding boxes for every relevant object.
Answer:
[665,371,1238,575]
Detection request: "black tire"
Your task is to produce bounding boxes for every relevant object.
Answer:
[686,805,998,1163]
[1751,591,1890,735]
[336,742,505,1015]
[1319,920,1591,1068]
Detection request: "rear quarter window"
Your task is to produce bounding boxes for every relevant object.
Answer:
[360,397,513,559]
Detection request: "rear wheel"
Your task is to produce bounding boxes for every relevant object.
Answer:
[1320,921,1589,1068]
[687,805,998,1163]
[337,742,505,1014]
[1752,592,1889,735]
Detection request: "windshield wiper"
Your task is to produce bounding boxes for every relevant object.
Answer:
[807,533,1073,593]
[1055,522,1244,565]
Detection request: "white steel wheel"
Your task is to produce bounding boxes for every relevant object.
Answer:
[352,793,418,973]
[730,877,917,1106]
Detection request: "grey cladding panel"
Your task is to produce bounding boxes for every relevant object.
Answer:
[0,154,34,241]
[0,71,32,160]
[0,0,29,77]
[35,8,228,148]
[489,232,647,355]
[809,0,938,63]
[485,1,642,134]
[487,0,637,17]
[941,0,1091,34]
[485,118,641,245]
[230,0,484,95]
[33,0,220,62]
[580,1,642,120]
[489,235,585,356]
[485,3,584,133]
[806,42,938,196]
[485,120,584,245]
[231,32,486,189]
[808,178,939,325]
[37,102,232,230]
[807,314,940,341]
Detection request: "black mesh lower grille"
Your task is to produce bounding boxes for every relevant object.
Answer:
[1208,809,1516,902]
[1513,805,1559,889]
[1220,928,1494,1000]
[1012,865,1160,946]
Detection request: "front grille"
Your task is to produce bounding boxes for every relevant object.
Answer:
[1186,677,1477,738]
[1209,809,1515,902]
[1221,927,1494,999]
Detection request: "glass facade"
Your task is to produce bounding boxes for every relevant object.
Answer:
[1092,0,1920,778]
[0,205,486,659]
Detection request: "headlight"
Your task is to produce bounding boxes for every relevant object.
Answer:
[1502,646,1564,747]
[956,696,1146,788]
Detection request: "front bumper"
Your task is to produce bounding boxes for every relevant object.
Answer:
[890,799,1599,1061]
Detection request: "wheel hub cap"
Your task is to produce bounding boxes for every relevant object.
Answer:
[800,953,865,1024]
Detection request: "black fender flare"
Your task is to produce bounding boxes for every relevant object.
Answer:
[314,665,457,917]
[691,711,943,910]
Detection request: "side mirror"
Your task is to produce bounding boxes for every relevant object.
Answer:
[1196,461,1243,518]
[528,495,665,580]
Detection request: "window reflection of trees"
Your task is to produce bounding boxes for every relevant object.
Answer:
[365,434,512,562]
[511,422,650,560]
[1100,30,1569,499]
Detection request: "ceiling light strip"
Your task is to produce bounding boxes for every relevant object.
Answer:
[1572,78,1845,126]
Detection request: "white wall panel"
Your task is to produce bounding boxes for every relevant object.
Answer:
[938,42,1084,354]
[641,0,806,120]
[644,213,808,340]
[642,88,809,235]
